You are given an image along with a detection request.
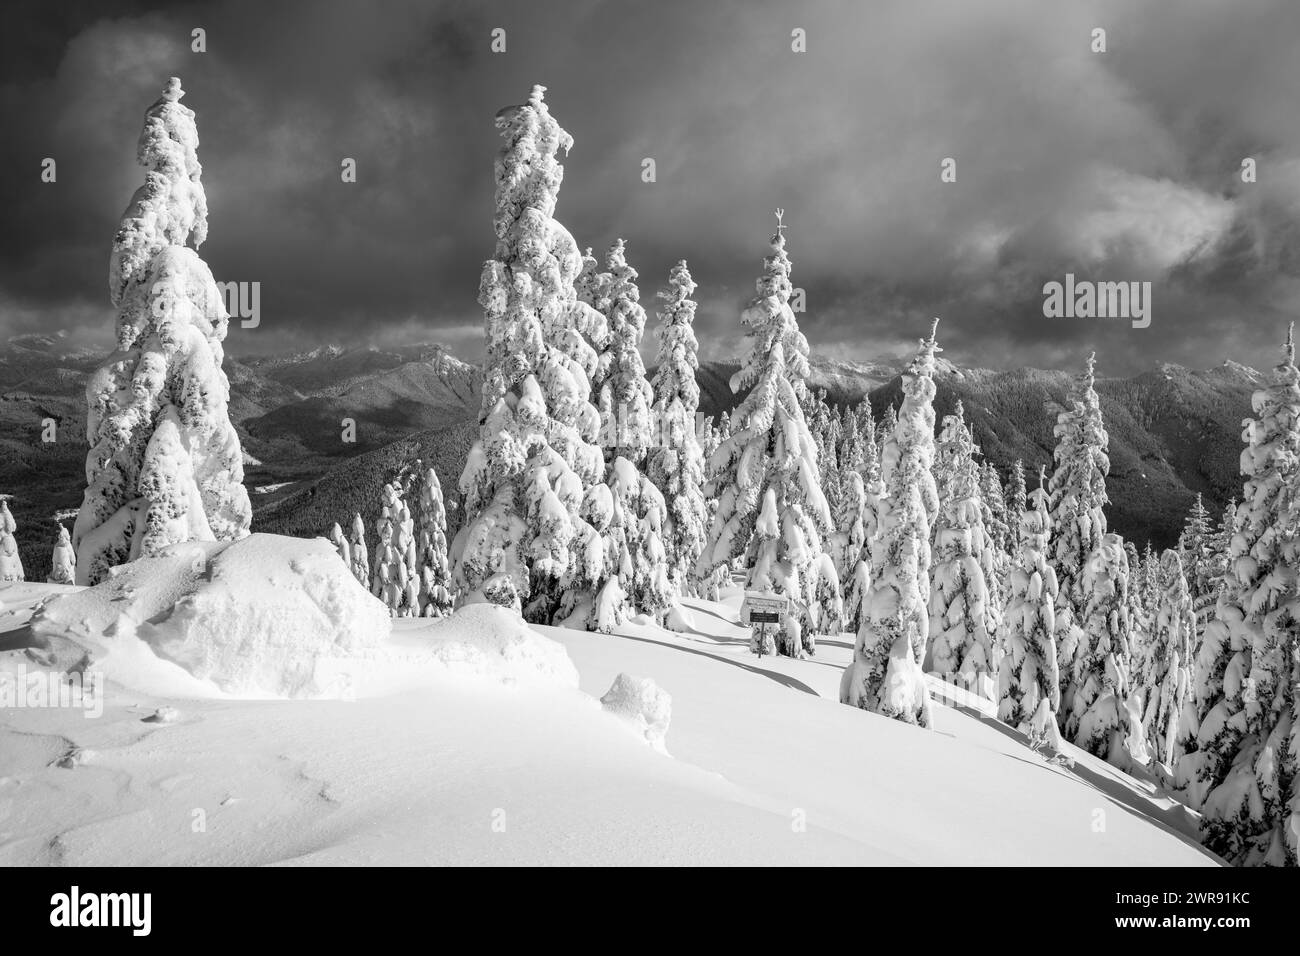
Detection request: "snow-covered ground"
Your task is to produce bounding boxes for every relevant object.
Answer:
[0,542,1218,866]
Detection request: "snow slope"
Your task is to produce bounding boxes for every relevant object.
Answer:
[0,568,1218,866]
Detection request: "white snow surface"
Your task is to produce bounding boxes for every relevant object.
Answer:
[0,567,1218,866]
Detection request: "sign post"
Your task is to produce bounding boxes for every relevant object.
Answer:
[739,592,790,657]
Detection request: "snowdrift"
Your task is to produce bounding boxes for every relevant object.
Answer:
[416,603,580,688]
[27,534,390,698]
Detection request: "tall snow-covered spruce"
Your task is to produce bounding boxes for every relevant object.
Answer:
[410,462,453,617]
[1178,326,1300,867]
[696,211,838,657]
[648,260,707,598]
[373,480,419,617]
[1178,493,1217,634]
[1139,549,1193,769]
[1065,532,1140,766]
[1048,353,1111,723]
[593,239,654,466]
[348,514,370,588]
[74,78,250,585]
[926,404,1000,700]
[997,467,1063,750]
[452,85,609,619]
[840,321,942,726]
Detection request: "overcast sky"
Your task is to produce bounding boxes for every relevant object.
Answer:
[2,0,1299,375]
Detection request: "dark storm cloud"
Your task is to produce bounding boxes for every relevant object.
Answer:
[2,0,1299,375]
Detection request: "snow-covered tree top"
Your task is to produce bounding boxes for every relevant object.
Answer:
[494,84,574,156]
[734,211,812,392]
[652,259,701,413]
[1050,351,1111,517]
[110,76,209,307]
[906,318,942,379]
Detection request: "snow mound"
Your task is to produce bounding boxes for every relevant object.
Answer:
[665,602,697,633]
[421,603,579,689]
[600,673,672,753]
[31,534,389,698]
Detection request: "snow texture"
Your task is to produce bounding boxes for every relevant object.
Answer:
[600,672,672,753]
[30,533,390,698]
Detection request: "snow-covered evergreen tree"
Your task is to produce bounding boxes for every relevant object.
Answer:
[841,412,886,637]
[700,415,719,460]
[697,516,729,600]
[933,400,973,503]
[373,481,419,617]
[1139,549,1194,768]
[0,501,24,583]
[574,481,632,633]
[48,524,76,585]
[1177,328,1300,866]
[349,513,370,588]
[880,403,898,447]
[1140,542,1161,625]
[997,466,1063,749]
[927,459,997,698]
[453,86,609,618]
[697,212,838,658]
[1209,498,1237,606]
[635,497,674,626]
[980,461,1011,556]
[696,414,731,602]
[840,322,941,725]
[1048,353,1111,722]
[593,239,654,465]
[861,405,881,483]
[926,406,1002,696]
[831,471,868,581]
[1125,540,1153,681]
[1065,532,1140,766]
[329,521,351,568]
[1178,493,1217,633]
[1006,459,1027,552]
[647,259,707,597]
[411,463,453,617]
[808,390,842,517]
[839,409,866,476]
[74,77,250,585]
[981,462,1013,646]
[608,455,670,620]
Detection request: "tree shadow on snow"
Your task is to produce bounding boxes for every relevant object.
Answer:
[611,631,820,696]
[946,703,1221,864]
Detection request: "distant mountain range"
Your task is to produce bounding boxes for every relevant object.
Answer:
[0,332,1259,579]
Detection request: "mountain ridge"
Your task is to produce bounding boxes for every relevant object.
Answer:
[0,333,1259,577]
